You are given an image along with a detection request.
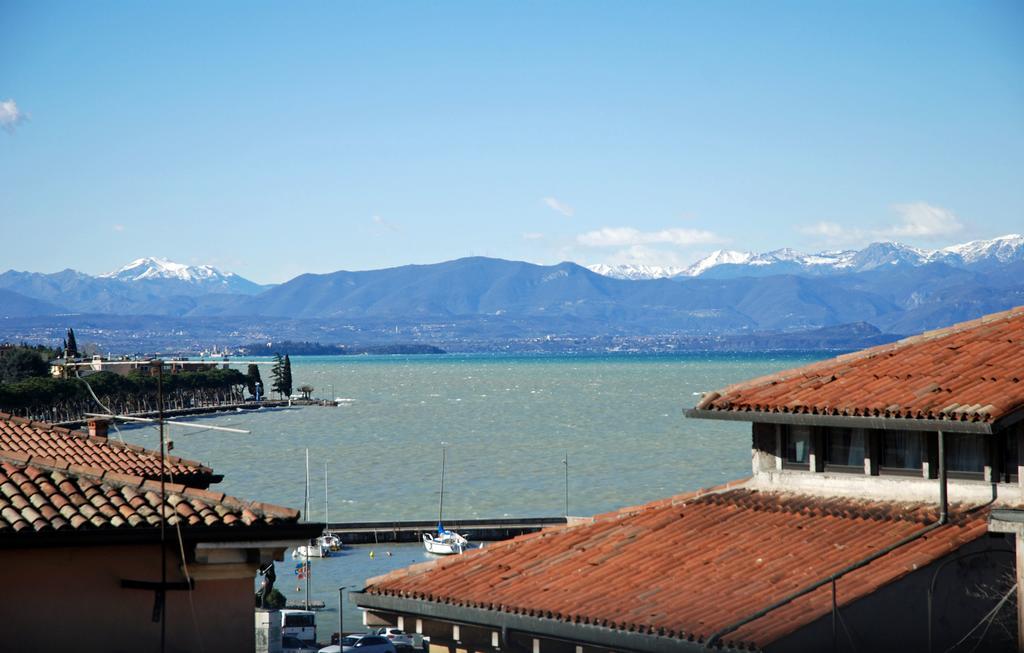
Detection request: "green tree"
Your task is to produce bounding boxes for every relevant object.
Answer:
[245,364,264,398]
[297,384,314,400]
[281,355,293,398]
[0,347,50,384]
[65,328,79,358]
[270,353,285,398]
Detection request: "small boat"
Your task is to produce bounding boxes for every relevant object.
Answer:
[292,450,336,560]
[422,446,471,555]
[292,534,339,558]
[292,536,332,559]
[423,523,469,555]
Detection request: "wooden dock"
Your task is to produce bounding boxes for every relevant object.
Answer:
[326,516,568,544]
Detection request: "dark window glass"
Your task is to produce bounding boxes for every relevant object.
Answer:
[1004,432,1019,481]
[784,426,811,465]
[946,433,986,474]
[881,430,924,470]
[825,428,866,468]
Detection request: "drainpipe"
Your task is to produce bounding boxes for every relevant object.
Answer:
[938,430,948,525]
[705,434,954,650]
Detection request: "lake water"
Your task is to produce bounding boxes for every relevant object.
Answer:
[117,352,825,635]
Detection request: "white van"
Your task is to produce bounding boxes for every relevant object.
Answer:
[280,609,317,645]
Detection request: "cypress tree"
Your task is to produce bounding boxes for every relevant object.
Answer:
[246,364,264,398]
[65,328,79,358]
[270,353,284,397]
[282,355,293,398]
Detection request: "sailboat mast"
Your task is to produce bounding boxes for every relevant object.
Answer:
[324,461,329,526]
[438,446,446,525]
[304,448,310,610]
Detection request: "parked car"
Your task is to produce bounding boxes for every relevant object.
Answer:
[319,635,396,653]
[283,635,319,653]
[374,628,413,647]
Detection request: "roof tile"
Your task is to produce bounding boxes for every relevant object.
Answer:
[695,308,1024,424]
[0,413,216,486]
[364,487,991,649]
[0,457,305,537]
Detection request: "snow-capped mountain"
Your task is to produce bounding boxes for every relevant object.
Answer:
[938,234,1024,266]
[586,263,687,280]
[100,257,264,294]
[586,235,1024,279]
[103,257,230,283]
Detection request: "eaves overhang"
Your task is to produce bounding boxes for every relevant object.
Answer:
[0,522,325,550]
[684,408,996,434]
[351,591,748,653]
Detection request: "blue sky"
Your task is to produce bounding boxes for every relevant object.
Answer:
[1,1,1022,283]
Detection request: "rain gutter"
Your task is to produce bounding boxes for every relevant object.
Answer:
[684,408,993,434]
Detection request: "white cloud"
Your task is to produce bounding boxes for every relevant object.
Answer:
[522,232,544,241]
[371,215,401,232]
[798,202,964,246]
[577,226,723,247]
[542,197,574,217]
[884,202,963,239]
[0,99,28,133]
[606,245,690,268]
[113,224,125,232]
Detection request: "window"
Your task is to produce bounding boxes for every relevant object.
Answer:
[783,425,811,469]
[824,427,866,472]
[946,433,986,479]
[880,430,924,475]
[1002,430,1019,483]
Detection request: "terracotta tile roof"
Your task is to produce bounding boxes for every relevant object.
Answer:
[694,306,1024,425]
[0,455,300,538]
[362,486,989,650]
[0,413,218,487]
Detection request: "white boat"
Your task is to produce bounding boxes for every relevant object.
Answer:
[292,537,332,559]
[423,446,472,555]
[292,535,334,559]
[292,450,336,560]
[423,526,469,555]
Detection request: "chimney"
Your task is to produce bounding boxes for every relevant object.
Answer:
[87,418,109,439]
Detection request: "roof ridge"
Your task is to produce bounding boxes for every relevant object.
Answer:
[0,413,215,476]
[0,453,298,521]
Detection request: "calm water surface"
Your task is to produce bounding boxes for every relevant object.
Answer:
[118,352,825,632]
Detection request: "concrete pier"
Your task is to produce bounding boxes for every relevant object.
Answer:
[326,516,569,544]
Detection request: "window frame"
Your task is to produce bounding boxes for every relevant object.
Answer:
[781,425,812,471]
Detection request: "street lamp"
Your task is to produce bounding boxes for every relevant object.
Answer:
[338,585,348,640]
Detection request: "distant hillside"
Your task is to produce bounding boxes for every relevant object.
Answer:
[237,341,446,355]
[588,234,1024,279]
[0,288,64,317]
[1,244,1022,350]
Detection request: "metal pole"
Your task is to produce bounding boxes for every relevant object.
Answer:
[831,578,837,653]
[438,446,446,525]
[339,586,346,638]
[305,448,311,611]
[563,451,569,518]
[158,361,167,653]
[1018,533,1024,653]
[938,431,948,524]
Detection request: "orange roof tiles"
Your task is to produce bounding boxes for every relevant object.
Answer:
[363,487,989,649]
[0,413,218,486]
[694,307,1024,426]
[0,456,299,537]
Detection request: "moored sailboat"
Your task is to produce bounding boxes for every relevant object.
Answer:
[422,445,471,555]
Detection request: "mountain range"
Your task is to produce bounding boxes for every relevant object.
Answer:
[587,234,1024,279]
[1,237,1022,350]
